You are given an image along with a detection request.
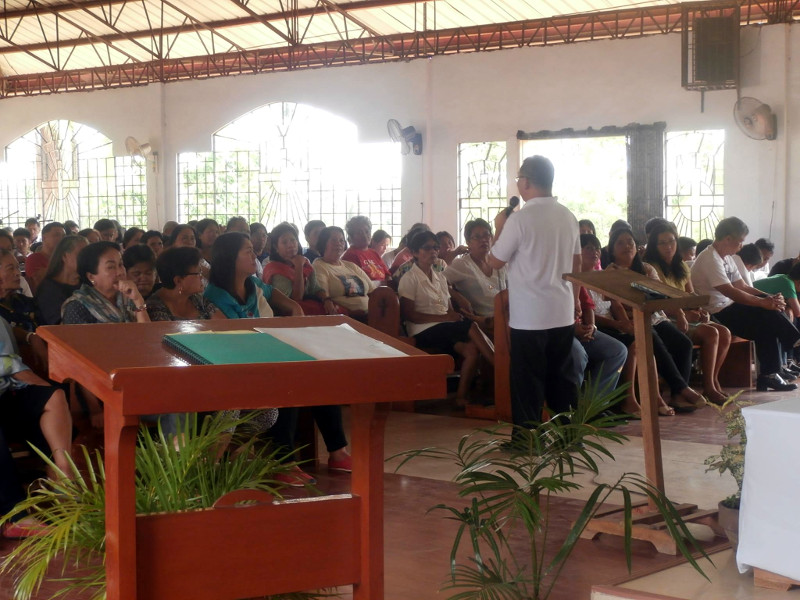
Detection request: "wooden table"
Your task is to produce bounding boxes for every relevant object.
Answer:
[38,316,453,600]
[565,270,722,553]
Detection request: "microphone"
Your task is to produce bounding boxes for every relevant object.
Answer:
[504,196,520,217]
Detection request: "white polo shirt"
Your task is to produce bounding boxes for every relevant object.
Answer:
[490,196,579,330]
[690,245,739,314]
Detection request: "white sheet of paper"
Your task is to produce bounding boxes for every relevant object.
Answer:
[254,323,408,360]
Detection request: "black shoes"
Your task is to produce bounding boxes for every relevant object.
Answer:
[756,373,798,392]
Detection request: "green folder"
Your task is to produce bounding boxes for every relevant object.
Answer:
[163,330,316,365]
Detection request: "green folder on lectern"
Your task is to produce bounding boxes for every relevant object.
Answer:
[163,330,316,365]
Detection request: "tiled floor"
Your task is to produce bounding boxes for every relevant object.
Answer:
[370,385,800,599]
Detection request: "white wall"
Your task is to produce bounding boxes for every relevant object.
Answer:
[0,23,795,255]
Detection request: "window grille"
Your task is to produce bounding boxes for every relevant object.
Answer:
[457,141,507,243]
[177,102,401,241]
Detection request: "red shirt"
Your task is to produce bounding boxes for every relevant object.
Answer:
[25,251,49,285]
[342,247,390,281]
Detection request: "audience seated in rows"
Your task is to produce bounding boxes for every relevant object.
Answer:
[643,223,731,405]
[262,223,338,316]
[398,230,494,406]
[690,217,800,392]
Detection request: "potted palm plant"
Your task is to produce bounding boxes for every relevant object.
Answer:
[0,413,338,600]
[392,381,710,600]
[704,391,748,547]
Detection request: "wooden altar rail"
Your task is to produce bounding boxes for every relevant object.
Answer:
[39,316,453,600]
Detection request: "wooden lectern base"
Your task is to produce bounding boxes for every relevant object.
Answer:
[580,502,725,555]
[754,568,800,591]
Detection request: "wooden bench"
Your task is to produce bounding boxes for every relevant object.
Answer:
[713,336,754,388]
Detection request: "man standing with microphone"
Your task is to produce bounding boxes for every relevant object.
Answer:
[488,155,581,426]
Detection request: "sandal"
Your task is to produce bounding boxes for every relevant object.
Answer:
[658,405,676,417]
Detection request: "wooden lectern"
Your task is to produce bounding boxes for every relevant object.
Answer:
[565,269,723,554]
[38,316,453,600]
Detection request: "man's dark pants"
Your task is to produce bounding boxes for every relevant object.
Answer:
[510,324,577,427]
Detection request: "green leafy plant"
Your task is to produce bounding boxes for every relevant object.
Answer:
[392,381,709,600]
[704,391,749,509]
[0,413,337,600]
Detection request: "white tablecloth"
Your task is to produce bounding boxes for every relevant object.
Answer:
[737,397,800,579]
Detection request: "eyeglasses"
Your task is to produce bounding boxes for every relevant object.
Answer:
[185,271,203,277]
[420,244,440,252]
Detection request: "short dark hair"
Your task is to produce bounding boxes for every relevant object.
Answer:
[370,229,391,245]
[25,217,40,227]
[0,230,13,248]
[167,224,196,247]
[93,218,115,233]
[122,244,156,271]
[714,217,749,242]
[609,219,631,236]
[696,239,713,254]
[122,227,144,248]
[399,223,430,249]
[644,217,671,236]
[76,241,120,286]
[464,218,492,241]
[578,219,596,235]
[268,222,299,266]
[435,231,455,247]
[580,233,601,250]
[42,221,65,236]
[209,232,249,294]
[13,228,31,239]
[408,230,437,253]
[156,246,202,289]
[677,236,697,254]
[250,222,267,236]
[754,238,775,254]
[303,220,326,239]
[737,244,762,267]
[518,155,554,192]
[43,235,89,280]
[315,226,347,257]
[787,262,800,281]
[78,228,97,239]
[64,220,79,231]
[141,230,163,245]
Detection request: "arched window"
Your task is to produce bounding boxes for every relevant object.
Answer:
[178,102,401,242]
[1,120,147,229]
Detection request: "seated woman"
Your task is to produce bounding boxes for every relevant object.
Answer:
[369,230,391,265]
[312,226,376,320]
[387,223,430,276]
[35,235,89,325]
[122,244,158,300]
[342,215,391,284]
[62,242,150,325]
[205,232,348,486]
[204,232,301,319]
[147,246,225,321]
[121,227,144,249]
[436,231,468,265]
[167,224,197,249]
[141,230,165,257]
[262,223,339,316]
[0,249,48,371]
[0,316,73,487]
[644,223,732,405]
[444,218,506,336]
[398,230,494,405]
[195,218,219,283]
[598,227,704,414]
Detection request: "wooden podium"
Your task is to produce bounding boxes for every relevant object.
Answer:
[564,269,723,554]
[38,316,453,600]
